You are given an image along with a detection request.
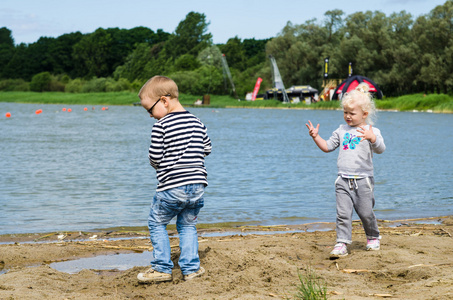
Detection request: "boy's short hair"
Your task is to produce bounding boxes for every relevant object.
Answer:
[138,75,179,100]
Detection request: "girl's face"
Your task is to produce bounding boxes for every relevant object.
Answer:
[343,103,368,127]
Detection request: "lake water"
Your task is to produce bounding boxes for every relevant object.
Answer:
[1,103,452,235]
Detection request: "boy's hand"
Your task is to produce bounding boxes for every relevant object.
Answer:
[305,120,320,138]
[357,125,376,143]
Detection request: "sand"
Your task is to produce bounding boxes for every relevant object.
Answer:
[0,216,452,300]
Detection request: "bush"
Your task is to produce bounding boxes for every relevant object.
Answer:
[82,77,108,93]
[65,78,84,93]
[64,77,133,93]
[170,71,203,95]
[174,54,200,71]
[30,72,52,92]
[49,76,66,92]
[59,74,71,84]
[105,78,132,92]
[170,65,223,96]
[131,79,144,93]
[0,79,29,91]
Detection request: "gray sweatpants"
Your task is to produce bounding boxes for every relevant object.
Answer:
[334,176,380,244]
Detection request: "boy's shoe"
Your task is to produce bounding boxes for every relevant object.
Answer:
[330,243,348,258]
[137,268,172,283]
[183,266,205,281]
[366,238,380,251]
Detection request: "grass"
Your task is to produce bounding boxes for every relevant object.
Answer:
[377,93,453,112]
[1,91,452,113]
[289,267,328,300]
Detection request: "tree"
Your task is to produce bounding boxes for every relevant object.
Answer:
[414,1,453,93]
[105,27,170,72]
[0,27,14,46]
[242,38,268,68]
[52,32,83,77]
[165,12,212,59]
[114,40,169,82]
[174,54,200,71]
[128,26,171,45]
[266,20,330,89]
[2,43,33,80]
[28,37,58,75]
[324,10,345,42]
[219,37,246,71]
[73,28,114,78]
[378,11,416,95]
[0,27,15,78]
[114,43,152,82]
[197,45,222,69]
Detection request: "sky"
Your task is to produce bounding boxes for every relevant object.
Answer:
[0,0,447,45]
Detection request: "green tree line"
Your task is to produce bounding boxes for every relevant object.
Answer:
[0,1,452,97]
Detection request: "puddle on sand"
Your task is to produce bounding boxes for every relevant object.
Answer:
[49,228,336,274]
[389,220,443,227]
[50,251,151,274]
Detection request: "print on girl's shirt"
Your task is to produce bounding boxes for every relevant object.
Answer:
[343,132,360,150]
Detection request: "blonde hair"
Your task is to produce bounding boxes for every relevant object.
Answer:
[341,83,377,125]
[138,75,179,101]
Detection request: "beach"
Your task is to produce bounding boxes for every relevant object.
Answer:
[1,216,452,299]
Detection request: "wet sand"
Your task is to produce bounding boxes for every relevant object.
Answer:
[1,216,452,299]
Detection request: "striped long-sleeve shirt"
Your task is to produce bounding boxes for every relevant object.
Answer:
[149,111,212,192]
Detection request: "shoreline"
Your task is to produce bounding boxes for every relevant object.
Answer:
[1,215,449,245]
[3,101,452,114]
[2,91,453,114]
[223,105,453,113]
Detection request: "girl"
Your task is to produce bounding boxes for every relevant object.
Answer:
[305,83,386,258]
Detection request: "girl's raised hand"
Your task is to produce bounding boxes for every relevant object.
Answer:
[305,120,320,138]
[357,125,376,143]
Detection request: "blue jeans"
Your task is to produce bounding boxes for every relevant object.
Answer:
[148,184,204,275]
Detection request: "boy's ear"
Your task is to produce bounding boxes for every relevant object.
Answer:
[162,96,170,106]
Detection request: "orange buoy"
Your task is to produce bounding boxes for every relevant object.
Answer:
[35,109,42,114]
[5,112,11,118]
[101,107,106,111]
[84,107,88,111]
[67,108,72,112]
[62,108,67,111]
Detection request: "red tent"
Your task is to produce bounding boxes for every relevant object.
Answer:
[332,75,383,100]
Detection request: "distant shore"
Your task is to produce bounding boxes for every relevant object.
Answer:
[1,91,452,113]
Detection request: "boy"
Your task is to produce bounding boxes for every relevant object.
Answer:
[137,76,212,282]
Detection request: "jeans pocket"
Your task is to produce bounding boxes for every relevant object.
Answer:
[149,194,179,224]
[192,198,204,209]
[180,187,204,225]
[180,206,202,225]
